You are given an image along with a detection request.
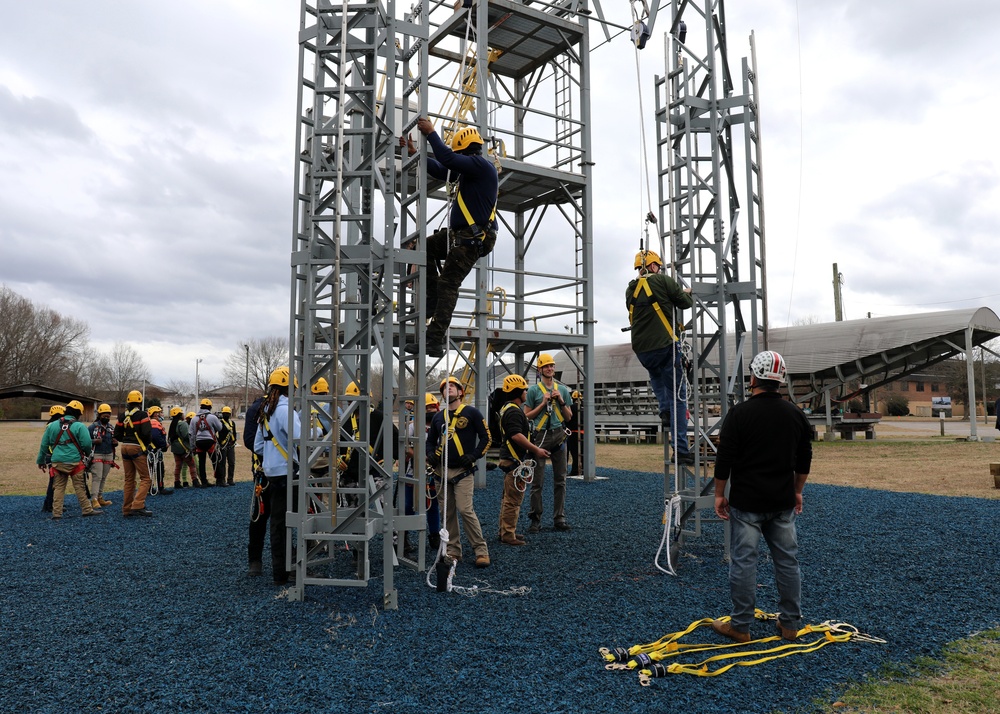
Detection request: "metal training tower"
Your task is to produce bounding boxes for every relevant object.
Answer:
[656,0,767,561]
[287,0,601,606]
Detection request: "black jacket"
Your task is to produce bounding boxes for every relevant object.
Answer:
[714,391,812,512]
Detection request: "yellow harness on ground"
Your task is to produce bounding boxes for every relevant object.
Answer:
[628,276,678,342]
[600,611,885,684]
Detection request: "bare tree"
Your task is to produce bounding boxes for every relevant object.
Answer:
[223,337,289,394]
[0,285,89,386]
[101,342,152,406]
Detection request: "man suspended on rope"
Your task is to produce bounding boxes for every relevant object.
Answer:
[626,250,695,465]
[215,406,238,487]
[189,398,226,488]
[114,390,155,517]
[711,351,813,644]
[524,353,574,533]
[427,376,492,568]
[249,366,301,586]
[168,406,196,488]
[147,406,173,495]
[497,374,550,546]
[87,403,118,510]
[36,400,97,520]
[401,117,499,358]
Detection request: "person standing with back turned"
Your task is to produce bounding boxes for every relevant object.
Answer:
[401,118,499,358]
[711,351,813,643]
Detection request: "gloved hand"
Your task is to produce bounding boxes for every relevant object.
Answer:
[428,454,441,469]
[458,454,476,470]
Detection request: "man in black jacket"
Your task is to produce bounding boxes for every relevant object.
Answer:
[711,351,812,643]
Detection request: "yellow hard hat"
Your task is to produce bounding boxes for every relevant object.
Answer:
[268,365,297,388]
[127,390,143,403]
[186,412,195,420]
[200,398,213,408]
[97,403,112,415]
[502,374,528,393]
[345,381,361,397]
[451,126,484,152]
[49,405,66,416]
[169,407,183,417]
[537,353,556,368]
[571,390,582,400]
[634,250,662,269]
[425,392,440,409]
[221,406,232,414]
[147,406,162,416]
[311,377,330,395]
[439,376,464,394]
[66,400,84,413]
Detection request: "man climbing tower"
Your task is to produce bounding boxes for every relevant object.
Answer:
[401,117,499,358]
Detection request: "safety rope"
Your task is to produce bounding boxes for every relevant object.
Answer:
[147,449,163,496]
[425,5,476,595]
[600,612,885,685]
[512,458,535,493]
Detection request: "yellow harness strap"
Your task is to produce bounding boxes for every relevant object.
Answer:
[262,415,288,460]
[445,404,467,457]
[534,381,565,430]
[629,277,678,342]
[499,402,521,460]
[124,408,148,452]
[456,190,497,237]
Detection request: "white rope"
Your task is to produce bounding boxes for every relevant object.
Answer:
[653,494,681,576]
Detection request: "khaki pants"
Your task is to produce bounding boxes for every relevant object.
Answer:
[121,444,151,513]
[438,470,487,560]
[498,463,527,539]
[51,462,93,518]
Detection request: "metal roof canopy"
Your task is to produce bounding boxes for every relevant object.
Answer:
[568,307,1000,439]
[771,307,1000,441]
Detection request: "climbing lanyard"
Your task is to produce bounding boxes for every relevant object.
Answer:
[601,612,885,685]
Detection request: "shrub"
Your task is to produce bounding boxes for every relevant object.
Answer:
[884,394,909,417]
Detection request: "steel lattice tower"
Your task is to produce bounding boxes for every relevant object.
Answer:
[655,0,767,559]
[286,0,601,606]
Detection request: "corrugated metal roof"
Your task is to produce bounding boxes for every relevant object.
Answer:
[554,307,1000,388]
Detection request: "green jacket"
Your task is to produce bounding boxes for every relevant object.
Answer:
[37,416,93,466]
[170,420,192,455]
[625,272,692,354]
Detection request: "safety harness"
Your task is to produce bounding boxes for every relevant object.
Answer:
[51,418,89,477]
[453,189,497,253]
[627,276,678,342]
[601,611,885,685]
[260,415,288,460]
[498,402,535,492]
[122,408,148,453]
[533,381,568,431]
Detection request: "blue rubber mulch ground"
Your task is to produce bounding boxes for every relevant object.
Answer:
[1,469,998,713]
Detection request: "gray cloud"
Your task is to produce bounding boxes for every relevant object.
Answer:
[0,86,94,140]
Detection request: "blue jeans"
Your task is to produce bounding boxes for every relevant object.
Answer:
[728,507,802,632]
[636,344,689,455]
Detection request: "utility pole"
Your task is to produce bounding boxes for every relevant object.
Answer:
[243,344,250,415]
[833,263,844,322]
[195,358,203,405]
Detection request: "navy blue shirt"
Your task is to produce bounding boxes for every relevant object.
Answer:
[425,131,498,232]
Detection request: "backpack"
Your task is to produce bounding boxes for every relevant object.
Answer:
[487,387,506,448]
[244,396,266,450]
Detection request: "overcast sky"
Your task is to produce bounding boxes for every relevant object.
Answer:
[3,1,998,385]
